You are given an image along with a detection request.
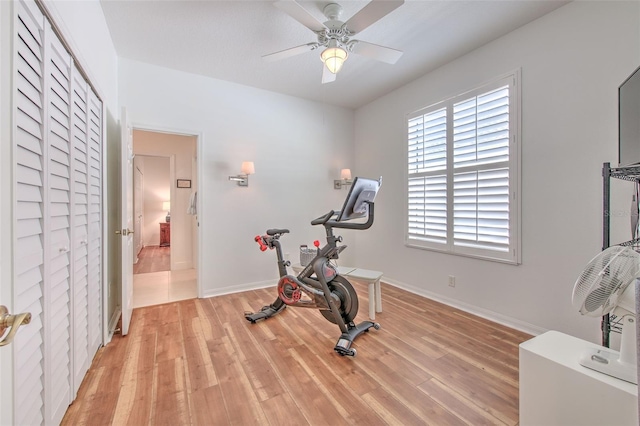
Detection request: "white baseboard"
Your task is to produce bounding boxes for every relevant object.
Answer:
[172,260,193,270]
[382,276,546,336]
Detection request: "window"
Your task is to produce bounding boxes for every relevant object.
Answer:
[406,72,520,264]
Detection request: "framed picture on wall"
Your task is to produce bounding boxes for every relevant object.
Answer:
[177,179,191,188]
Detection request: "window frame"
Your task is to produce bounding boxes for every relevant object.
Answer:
[405,71,521,264]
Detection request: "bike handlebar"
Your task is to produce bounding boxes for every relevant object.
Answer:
[258,202,374,254]
[310,210,335,226]
[311,202,375,230]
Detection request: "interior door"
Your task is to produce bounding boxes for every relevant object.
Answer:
[70,63,90,398]
[47,27,74,424]
[120,108,134,336]
[8,1,104,423]
[86,90,103,357]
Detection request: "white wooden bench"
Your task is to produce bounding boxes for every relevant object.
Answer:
[292,264,383,320]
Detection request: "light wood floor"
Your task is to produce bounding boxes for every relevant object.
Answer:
[62,280,531,425]
[134,246,171,274]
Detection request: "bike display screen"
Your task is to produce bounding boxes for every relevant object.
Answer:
[336,177,381,222]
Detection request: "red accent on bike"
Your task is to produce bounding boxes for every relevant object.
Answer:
[277,276,301,305]
[323,262,337,280]
[313,240,320,248]
[254,235,268,251]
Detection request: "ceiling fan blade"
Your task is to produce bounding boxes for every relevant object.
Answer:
[350,40,403,64]
[274,1,326,32]
[262,43,317,62]
[322,65,336,84]
[345,0,404,34]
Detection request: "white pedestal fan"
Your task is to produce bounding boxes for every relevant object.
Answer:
[572,245,639,384]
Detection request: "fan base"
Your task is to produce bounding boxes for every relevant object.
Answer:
[580,348,637,384]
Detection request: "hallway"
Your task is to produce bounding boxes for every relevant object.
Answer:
[133,246,197,308]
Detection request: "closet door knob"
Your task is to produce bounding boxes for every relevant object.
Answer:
[0,305,31,347]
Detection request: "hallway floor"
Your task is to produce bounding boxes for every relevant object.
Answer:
[133,245,197,308]
[134,245,171,274]
[133,268,197,308]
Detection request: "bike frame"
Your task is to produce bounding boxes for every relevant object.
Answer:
[245,202,378,356]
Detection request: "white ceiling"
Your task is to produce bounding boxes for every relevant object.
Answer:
[100,0,569,109]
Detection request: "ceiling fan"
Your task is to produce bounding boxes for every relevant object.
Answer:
[263,0,405,84]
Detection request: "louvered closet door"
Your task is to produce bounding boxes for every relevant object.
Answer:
[13,1,47,424]
[87,90,103,355]
[71,64,90,393]
[13,0,104,423]
[46,21,73,425]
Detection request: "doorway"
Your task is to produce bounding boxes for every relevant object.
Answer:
[133,155,171,274]
[131,129,199,308]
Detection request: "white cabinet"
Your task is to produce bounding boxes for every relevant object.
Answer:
[520,331,637,426]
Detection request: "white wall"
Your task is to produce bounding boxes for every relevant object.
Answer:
[119,59,356,296]
[353,1,640,342]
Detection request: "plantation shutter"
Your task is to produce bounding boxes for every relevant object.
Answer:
[407,108,447,174]
[12,0,105,422]
[408,175,447,244]
[407,108,448,244]
[452,86,510,252]
[406,75,519,263]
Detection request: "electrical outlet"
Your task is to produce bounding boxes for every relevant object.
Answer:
[448,275,456,287]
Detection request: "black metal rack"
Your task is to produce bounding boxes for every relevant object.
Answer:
[601,162,640,347]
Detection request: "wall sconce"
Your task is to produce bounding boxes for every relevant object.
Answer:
[162,201,171,222]
[334,168,353,189]
[229,161,255,187]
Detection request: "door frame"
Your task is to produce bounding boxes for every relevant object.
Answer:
[0,1,14,423]
[124,122,203,299]
[133,158,144,262]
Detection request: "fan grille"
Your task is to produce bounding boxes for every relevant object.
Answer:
[572,246,640,316]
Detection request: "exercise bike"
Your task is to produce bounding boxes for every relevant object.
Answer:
[244,177,381,357]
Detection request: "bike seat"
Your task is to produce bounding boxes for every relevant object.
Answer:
[266,228,289,236]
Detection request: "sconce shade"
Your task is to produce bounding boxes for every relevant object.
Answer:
[229,161,254,187]
[241,161,255,175]
[321,40,348,74]
[334,168,353,190]
[162,201,171,212]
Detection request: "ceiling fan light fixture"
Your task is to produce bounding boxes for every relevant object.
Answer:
[321,41,348,74]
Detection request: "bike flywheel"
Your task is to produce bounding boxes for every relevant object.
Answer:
[319,275,359,324]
